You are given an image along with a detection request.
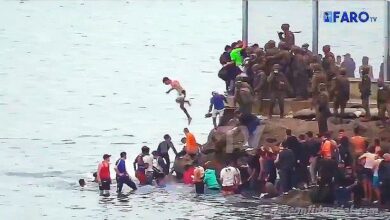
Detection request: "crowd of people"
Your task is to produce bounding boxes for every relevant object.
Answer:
[218,23,390,131]
[94,128,199,196]
[91,120,390,206]
[167,127,390,206]
[87,24,390,209]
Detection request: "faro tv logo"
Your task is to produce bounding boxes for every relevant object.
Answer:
[323,11,377,23]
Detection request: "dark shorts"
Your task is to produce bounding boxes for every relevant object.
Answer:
[362,168,373,181]
[99,179,111,190]
[195,182,204,194]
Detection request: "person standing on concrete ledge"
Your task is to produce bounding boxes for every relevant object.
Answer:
[341,53,356,78]
[359,66,371,120]
[316,83,331,135]
[333,68,350,121]
[277,23,295,49]
[358,56,373,79]
[267,64,290,118]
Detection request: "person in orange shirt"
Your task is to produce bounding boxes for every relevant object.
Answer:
[184,128,199,157]
[320,133,335,160]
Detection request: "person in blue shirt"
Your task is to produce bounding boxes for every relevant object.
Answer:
[115,152,137,194]
[207,91,227,129]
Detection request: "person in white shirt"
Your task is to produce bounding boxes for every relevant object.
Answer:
[372,152,384,204]
[142,146,154,185]
[358,56,374,79]
[220,161,241,195]
[359,147,376,202]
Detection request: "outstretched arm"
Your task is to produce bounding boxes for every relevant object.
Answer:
[133,158,137,171]
[97,163,102,183]
[166,88,174,94]
[208,103,213,113]
[169,142,178,155]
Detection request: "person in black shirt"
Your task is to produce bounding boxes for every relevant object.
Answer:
[219,45,232,65]
[306,131,321,185]
[338,136,352,167]
[282,129,302,187]
[157,134,178,175]
[247,151,261,191]
[297,134,310,187]
[275,145,295,194]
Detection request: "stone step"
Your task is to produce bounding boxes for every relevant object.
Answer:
[226,96,377,116]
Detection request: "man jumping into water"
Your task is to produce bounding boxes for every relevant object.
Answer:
[163,77,192,124]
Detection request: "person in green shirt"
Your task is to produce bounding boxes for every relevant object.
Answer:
[203,161,221,190]
[230,42,243,67]
[230,48,243,67]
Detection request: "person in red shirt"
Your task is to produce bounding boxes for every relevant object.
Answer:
[182,165,195,185]
[163,77,192,125]
[97,154,111,196]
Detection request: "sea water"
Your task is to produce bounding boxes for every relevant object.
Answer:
[0,0,388,219]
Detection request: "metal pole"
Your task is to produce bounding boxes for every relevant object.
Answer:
[312,0,319,55]
[242,0,249,47]
[384,0,389,81]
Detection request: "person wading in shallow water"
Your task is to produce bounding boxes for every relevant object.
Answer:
[157,134,177,175]
[162,77,192,125]
[97,154,111,196]
[114,152,137,194]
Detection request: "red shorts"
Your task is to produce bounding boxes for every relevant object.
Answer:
[136,171,146,185]
[222,185,237,192]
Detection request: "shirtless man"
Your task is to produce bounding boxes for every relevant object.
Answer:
[163,77,192,124]
[278,23,295,49]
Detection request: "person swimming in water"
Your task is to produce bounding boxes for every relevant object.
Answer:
[162,77,192,125]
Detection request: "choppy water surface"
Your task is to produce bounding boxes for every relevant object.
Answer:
[0,0,389,219]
